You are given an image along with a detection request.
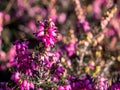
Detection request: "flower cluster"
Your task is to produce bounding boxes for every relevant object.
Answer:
[57,74,97,90]
[34,19,57,47]
[13,40,35,76]
[52,65,65,82]
[9,19,65,89]
[11,72,34,90]
[39,51,58,70]
[95,76,108,90]
[68,74,96,90]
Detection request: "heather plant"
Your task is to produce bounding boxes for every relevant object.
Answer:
[9,19,65,89]
[1,0,120,90]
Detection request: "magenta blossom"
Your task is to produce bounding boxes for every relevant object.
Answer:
[109,82,120,90]
[52,66,65,82]
[20,80,34,90]
[96,77,108,90]
[58,85,71,90]
[34,19,57,47]
[11,72,20,82]
[13,40,35,76]
[68,74,96,90]
[65,42,76,56]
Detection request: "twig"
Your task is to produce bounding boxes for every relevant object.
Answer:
[101,60,114,76]
[4,0,15,13]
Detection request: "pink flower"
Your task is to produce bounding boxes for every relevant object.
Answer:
[67,59,72,66]
[7,46,17,67]
[83,21,90,32]
[107,29,115,36]
[58,13,66,24]
[93,0,105,18]
[20,80,34,90]
[58,85,71,90]
[66,43,76,56]
[34,19,57,47]
[108,82,120,90]
[4,14,10,22]
[30,82,34,89]
[11,72,20,82]
[78,20,90,32]
[27,20,37,32]
[8,46,16,62]
[52,66,65,80]
[68,74,96,90]
[25,69,32,76]
[58,86,65,90]
[22,80,27,87]
[0,51,6,61]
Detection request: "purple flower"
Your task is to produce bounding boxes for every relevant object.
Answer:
[34,19,57,47]
[52,66,65,81]
[27,20,37,32]
[109,82,120,90]
[65,42,76,56]
[78,20,90,32]
[7,45,17,67]
[39,51,58,70]
[20,80,34,90]
[58,13,66,24]
[13,40,35,76]
[11,72,20,82]
[58,86,65,90]
[55,66,65,75]
[96,77,108,90]
[68,74,96,90]
[58,85,71,90]
[105,29,115,37]
[93,0,105,19]
[0,50,6,61]
[83,21,90,32]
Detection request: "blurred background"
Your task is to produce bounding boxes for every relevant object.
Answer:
[0,0,120,83]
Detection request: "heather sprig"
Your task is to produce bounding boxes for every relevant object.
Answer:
[34,19,57,48]
[9,19,64,89]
